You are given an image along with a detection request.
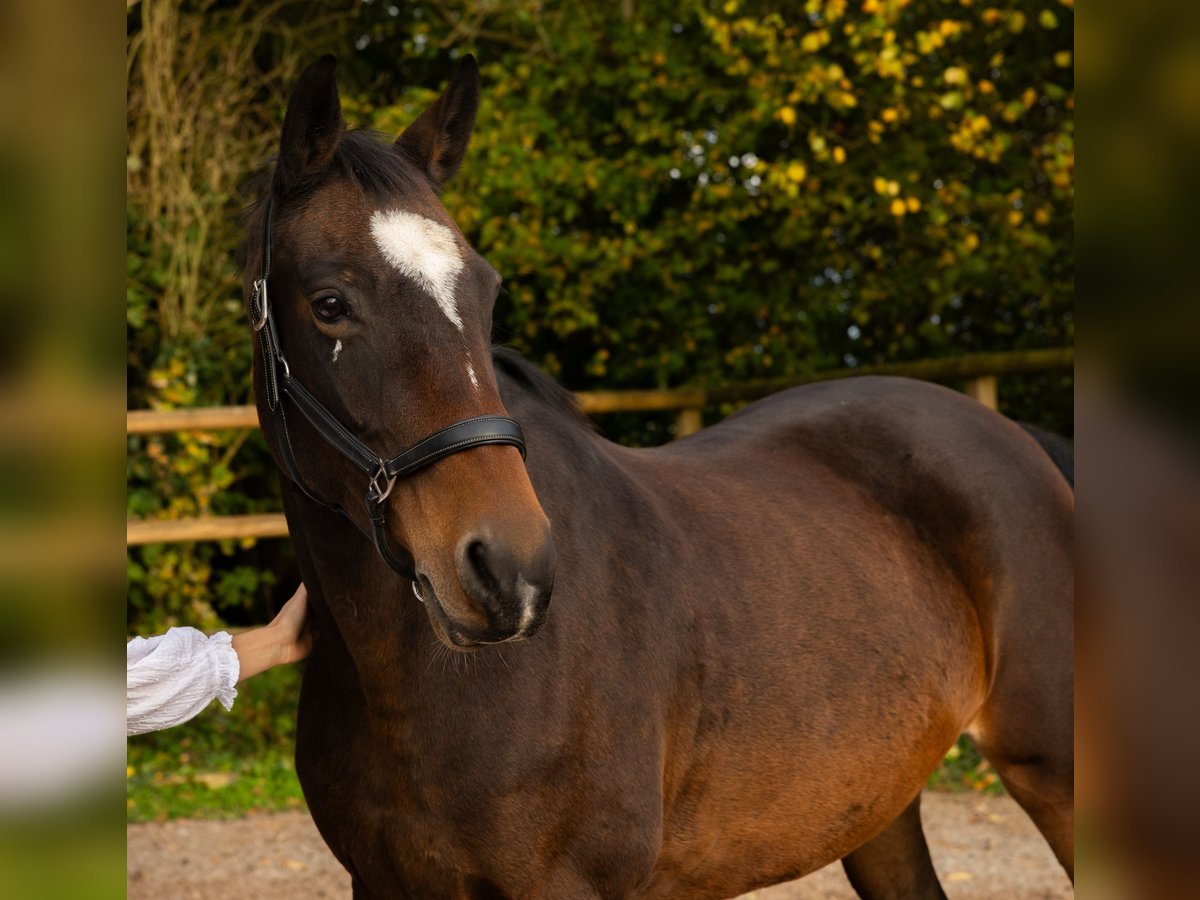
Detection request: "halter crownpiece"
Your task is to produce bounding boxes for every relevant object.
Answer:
[248,196,528,578]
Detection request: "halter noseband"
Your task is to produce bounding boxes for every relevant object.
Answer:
[248,196,527,578]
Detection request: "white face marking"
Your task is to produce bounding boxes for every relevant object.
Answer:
[465,352,479,390]
[515,575,538,634]
[332,339,343,363]
[369,209,465,330]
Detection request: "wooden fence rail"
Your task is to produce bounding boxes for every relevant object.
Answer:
[126,347,1072,546]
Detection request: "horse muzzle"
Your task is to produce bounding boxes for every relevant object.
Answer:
[416,525,556,649]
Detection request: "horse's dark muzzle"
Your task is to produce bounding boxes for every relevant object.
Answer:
[453,529,556,643]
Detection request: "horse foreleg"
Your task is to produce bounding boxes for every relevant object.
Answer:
[841,793,947,900]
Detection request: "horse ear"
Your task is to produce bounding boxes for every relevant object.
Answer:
[395,55,481,188]
[275,55,345,196]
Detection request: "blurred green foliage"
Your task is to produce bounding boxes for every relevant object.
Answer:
[927,735,1005,795]
[126,0,1071,802]
[432,0,1074,398]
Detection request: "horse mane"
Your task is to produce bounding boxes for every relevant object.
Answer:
[491,346,596,433]
[1019,422,1074,487]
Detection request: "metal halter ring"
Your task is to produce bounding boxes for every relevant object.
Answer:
[250,278,270,331]
[369,464,397,502]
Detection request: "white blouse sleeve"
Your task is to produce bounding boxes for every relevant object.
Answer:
[126,627,240,736]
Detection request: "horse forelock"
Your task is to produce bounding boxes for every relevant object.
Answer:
[241,129,434,253]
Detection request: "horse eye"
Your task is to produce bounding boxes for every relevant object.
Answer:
[312,295,347,321]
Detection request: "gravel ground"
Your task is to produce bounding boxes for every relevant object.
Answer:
[127,791,1072,899]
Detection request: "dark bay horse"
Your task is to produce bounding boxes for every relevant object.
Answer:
[246,56,1074,898]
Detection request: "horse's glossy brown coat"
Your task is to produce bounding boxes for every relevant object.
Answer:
[249,58,1074,899]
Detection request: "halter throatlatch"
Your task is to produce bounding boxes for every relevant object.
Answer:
[248,196,527,578]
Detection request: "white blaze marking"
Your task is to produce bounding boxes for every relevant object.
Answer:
[466,352,479,390]
[369,209,465,330]
[332,339,343,362]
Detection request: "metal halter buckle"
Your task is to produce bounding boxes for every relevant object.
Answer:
[250,278,269,331]
[369,464,397,502]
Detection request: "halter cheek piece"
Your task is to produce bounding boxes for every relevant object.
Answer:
[248,196,527,578]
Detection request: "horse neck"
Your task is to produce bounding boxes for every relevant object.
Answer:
[282,483,438,700]
[286,366,668,706]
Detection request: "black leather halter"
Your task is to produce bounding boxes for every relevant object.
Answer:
[247,196,527,577]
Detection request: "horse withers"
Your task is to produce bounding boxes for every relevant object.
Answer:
[245,56,1074,899]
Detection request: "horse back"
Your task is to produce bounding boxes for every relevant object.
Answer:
[659,374,1074,680]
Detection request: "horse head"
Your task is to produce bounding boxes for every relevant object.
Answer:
[246,55,555,650]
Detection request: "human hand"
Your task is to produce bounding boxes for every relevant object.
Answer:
[232,583,313,682]
[269,583,313,665]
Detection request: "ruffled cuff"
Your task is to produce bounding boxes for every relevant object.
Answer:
[127,627,243,736]
[208,631,240,711]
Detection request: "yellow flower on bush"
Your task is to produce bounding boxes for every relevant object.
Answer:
[1055,51,1072,67]
[890,198,908,216]
[778,105,797,125]
[943,66,967,85]
[787,162,808,182]
[881,107,899,123]
[833,146,846,164]
[828,89,858,109]
[801,29,829,53]
[906,196,921,213]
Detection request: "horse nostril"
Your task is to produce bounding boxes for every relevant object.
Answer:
[464,538,502,597]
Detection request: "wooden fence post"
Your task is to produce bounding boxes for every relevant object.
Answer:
[674,406,702,438]
[962,375,998,410]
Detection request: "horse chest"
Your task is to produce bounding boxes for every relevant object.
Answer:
[297,652,673,894]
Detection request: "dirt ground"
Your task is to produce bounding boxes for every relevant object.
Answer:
[127,791,1072,899]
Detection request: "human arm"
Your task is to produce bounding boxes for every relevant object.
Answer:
[126,584,312,736]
